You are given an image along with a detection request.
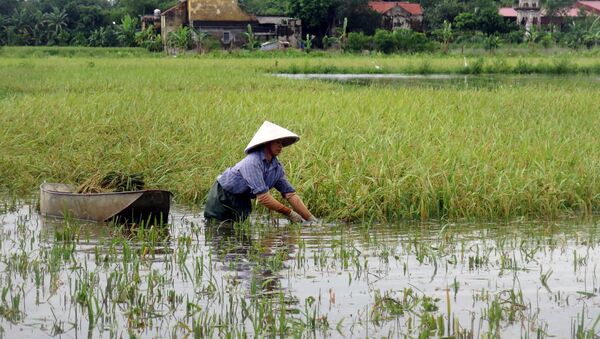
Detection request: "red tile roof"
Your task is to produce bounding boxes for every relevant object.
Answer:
[499,3,594,17]
[576,1,600,14]
[498,7,518,17]
[368,1,423,16]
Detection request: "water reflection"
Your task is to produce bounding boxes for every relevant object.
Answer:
[205,222,299,297]
[40,214,174,258]
[1,200,600,338]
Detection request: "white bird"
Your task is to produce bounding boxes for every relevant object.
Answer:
[464,57,468,68]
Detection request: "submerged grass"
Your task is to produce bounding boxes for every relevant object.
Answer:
[0,52,599,221]
[1,201,600,337]
[0,206,600,338]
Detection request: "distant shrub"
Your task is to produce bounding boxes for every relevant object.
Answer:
[486,58,509,73]
[71,32,87,46]
[374,30,396,53]
[349,29,436,54]
[417,59,432,74]
[540,33,554,48]
[136,25,163,52]
[465,57,485,74]
[455,31,487,46]
[204,37,222,52]
[347,32,372,52]
[394,29,436,52]
[514,59,534,74]
[550,58,575,74]
[506,30,525,44]
[484,35,502,51]
[322,35,340,49]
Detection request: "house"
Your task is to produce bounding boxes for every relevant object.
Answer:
[499,0,600,28]
[575,1,600,15]
[149,0,302,50]
[368,1,424,31]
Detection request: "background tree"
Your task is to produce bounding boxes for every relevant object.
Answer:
[115,14,137,47]
[88,26,118,47]
[421,0,468,30]
[114,0,177,17]
[135,24,162,51]
[332,0,381,35]
[0,0,19,16]
[191,28,209,53]
[374,29,395,53]
[239,0,289,15]
[0,0,176,47]
[440,20,453,53]
[243,24,259,50]
[64,1,112,37]
[43,7,68,44]
[168,25,193,51]
[0,15,7,45]
[544,0,577,17]
[289,0,335,42]
[454,3,517,35]
[8,7,42,45]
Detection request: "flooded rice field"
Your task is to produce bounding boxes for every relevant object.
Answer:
[1,199,599,338]
[276,73,600,89]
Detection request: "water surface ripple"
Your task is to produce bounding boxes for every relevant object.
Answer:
[0,201,599,338]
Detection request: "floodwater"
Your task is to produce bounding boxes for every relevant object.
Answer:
[276,73,600,89]
[1,199,599,338]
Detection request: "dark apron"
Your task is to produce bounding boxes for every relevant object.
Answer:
[204,181,252,222]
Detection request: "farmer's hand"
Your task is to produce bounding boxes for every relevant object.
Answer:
[285,193,316,221]
[287,211,303,223]
[302,215,320,227]
[306,215,319,223]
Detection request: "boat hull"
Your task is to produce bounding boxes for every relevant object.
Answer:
[40,183,172,224]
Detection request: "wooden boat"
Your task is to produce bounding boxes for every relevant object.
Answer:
[40,183,172,224]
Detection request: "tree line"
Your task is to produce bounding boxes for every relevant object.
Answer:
[0,0,598,50]
[0,0,176,46]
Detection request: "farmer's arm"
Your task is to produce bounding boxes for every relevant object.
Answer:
[284,192,317,222]
[256,193,303,222]
[274,175,317,222]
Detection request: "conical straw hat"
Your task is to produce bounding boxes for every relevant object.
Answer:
[244,121,300,154]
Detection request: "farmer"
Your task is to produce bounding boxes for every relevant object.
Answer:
[204,121,318,224]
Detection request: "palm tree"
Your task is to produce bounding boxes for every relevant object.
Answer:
[10,8,35,44]
[168,25,193,51]
[116,15,137,47]
[191,27,209,53]
[441,20,453,53]
[582,16,599,48]
[89,27,117,47]
[243,24,259,51]
[44,7,68,37]
[32,16,47,45]
[0,15,7,45]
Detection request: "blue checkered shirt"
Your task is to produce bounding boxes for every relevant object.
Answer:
[217,150,296,197]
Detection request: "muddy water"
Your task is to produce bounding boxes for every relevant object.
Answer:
[1,200,599,338]
[276,73,600,89]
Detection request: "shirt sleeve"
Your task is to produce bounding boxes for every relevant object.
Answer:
[274,175,296,195]
[238,157,269,195]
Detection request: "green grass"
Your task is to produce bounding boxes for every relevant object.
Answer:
[1,50,599,221]
[277,55,600,75]
[0,46,158,58]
